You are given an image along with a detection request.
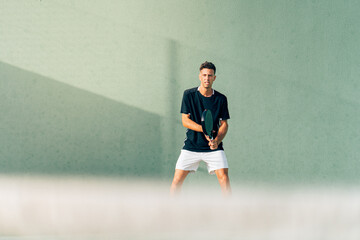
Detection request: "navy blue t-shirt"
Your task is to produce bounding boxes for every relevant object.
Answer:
[180,87,230,152]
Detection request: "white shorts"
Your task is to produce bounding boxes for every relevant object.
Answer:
[175,150,229,175]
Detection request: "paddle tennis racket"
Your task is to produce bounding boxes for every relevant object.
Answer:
[201,109,214,140]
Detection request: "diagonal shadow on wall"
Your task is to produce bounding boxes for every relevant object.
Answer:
[0,61,163,178]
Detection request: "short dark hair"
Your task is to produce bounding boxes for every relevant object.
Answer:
[200,61,216,74]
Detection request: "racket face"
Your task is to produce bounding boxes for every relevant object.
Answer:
[201,109,213,138]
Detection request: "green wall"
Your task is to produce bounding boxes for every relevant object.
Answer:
[1,0,359,184]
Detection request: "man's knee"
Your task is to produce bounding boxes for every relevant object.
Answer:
[216,169,229,182]
[172,170,189,185]
[219,174,229,184]
[172,176,183,185]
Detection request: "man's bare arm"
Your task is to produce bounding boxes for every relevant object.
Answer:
[215,120,228,144]
[207,120,228,150]
[182,113,202,132]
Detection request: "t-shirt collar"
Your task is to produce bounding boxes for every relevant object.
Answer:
[197,86,214,96]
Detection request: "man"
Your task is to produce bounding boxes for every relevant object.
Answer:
[170,61,231,196]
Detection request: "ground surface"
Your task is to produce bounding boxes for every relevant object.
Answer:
[0,175,359,240]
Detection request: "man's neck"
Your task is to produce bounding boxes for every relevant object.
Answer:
[198,86,213,97]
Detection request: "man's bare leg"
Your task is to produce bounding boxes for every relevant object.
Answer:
[170,169,190,196]
[215,168,231,196]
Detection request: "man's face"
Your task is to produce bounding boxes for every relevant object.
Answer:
[199,68,216,89]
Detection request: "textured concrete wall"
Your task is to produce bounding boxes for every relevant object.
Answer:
[1,0,359,184]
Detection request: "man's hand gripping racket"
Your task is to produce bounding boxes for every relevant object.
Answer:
[201,109,218,150]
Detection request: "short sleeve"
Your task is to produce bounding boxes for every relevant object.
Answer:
[219,96,230,120]
[180,91,191,114]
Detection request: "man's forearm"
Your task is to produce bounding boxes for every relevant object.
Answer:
[215,120,228,144]
[182,114,202,132]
